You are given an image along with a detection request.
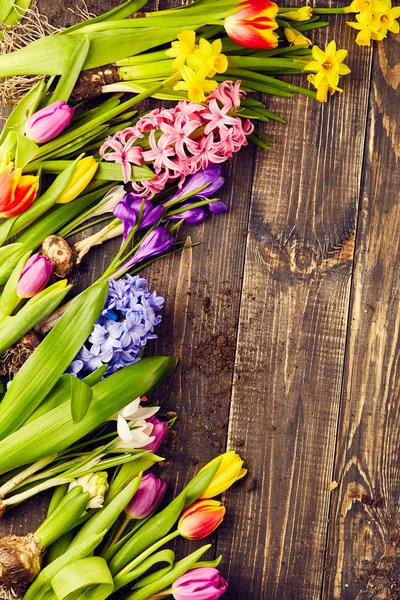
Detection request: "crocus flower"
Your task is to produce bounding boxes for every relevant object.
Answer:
[199,451,247,499]
[69,471,109,509]
[56,156,98,204]
[142,415,168,452]
[25,100,74,144]
[125,473,166,520]
[0,157,39,218]
[224,0,279,49]
[168,204,208,224]
[114,194,164,241]
[165,165,225,206]
[178,500,226,539]
[129,226,175,267]
[17,254,54,298]
[172,568,228,600]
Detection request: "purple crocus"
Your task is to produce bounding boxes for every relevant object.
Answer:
[17,254,54,298]
[165,165,225,206]
[128,226,174,267]
[142,415,168,452]
[168,204,208,224]
[125,473,166,520]
[114,193,164,241]
[172,568,228,600]
[25,101,74,144]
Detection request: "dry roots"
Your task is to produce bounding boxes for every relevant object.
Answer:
[0,332,40,376]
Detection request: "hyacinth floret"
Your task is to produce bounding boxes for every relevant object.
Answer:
[68,275,164,376]
[100,81,253,200]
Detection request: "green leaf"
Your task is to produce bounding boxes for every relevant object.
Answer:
[0,0,15,22]
[70,376,93,423]
[36,489,90,549]
[51,557,114,599]
[0,251,30,320]
[0,281,108,439]
[65,0,148,33]
[4,0,35,26]
[14,131,39,168]
[50,36,90,103]
[0,356,177,474]
[113,549,175,591]
[83,364,108,386]
[26,160,155,181]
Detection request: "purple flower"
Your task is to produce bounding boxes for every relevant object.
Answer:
[142,416,168,452]
[25,101,74,144]
[125,473,166,520]
[168,204,208,224]
[68,275,164,377]
[129,226,175,267]
[208,200,228,214]
[165,165,225,206]
[172,568,228,600]
[114,193,164,241]
[17,253,53,298]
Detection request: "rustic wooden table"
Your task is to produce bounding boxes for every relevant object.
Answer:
[1,1,399,599]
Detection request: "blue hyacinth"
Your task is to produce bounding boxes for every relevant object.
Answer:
[68,275,164,377]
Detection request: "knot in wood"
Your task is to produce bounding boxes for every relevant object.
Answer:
[290,243,319,276]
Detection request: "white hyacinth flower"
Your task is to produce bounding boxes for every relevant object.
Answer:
[69,471,109,509]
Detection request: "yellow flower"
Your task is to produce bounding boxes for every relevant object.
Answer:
[304,40,351,88]
[307,74,343,102]
[370,0,400,34]
[174,65,218,103]
[281,6,313,21]
[187,38,228,79]
[345,0,388,15]
[199,451,247,499]
[347,11,386,44]
[56,156,98,204]
[165,30,197,69]
[284,28,312,46]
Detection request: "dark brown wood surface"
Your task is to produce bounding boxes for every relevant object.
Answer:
[1,1,399,599]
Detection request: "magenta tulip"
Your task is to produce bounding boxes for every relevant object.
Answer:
[142,416,168,452]
[172,568,228,600]
[125,473,166,520]
[25,100,74,144]
[17,254,54,298]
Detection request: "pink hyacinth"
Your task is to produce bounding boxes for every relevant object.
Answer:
[99,81,253,200]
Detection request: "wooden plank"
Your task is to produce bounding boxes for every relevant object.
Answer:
[323,34,400,600]
[214,15,374,600]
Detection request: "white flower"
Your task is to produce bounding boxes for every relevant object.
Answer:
[110,397,160,449]
[69,471,109,509]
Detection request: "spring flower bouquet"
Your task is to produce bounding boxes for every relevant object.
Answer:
[0,0,398,597]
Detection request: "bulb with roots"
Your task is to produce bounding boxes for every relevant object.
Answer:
[0,534,42,600]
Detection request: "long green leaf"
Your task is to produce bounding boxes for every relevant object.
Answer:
[0,356,177,474]
[65,0,148,33]
[50,36,90,103]
[0,281,108,439]
[0,251,30,320]
[70,376,93,423]
[26,160,154,182]
[0,81,46,144]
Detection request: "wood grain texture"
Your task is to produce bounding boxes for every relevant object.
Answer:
[323,34,400,600]
[214,14,373,600]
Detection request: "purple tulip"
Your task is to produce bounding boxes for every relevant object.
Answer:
[17,253,54,298]
[125,473,166,520]
[172,568,228,600]
[142,416,168,452]
[168,204,208,225]
[25,101,74,144]
[165,165,225,207]
[114,194,164,241]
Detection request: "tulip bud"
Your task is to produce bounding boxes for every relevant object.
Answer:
[125,473,166,520]
[224,0,279,50]
[25,100,74,144]
[142,416,168,452]
[69,471,109,509]
[0,156,39,218]
[199,451,247,499]
[178,500,226,540]
[172,567,228,600]
[16,254,54,299]
[56,157,98,204]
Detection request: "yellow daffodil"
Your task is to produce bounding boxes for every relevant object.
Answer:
[187,38,228,79]
[345,0,388,15]
[347,11,386,44]
[56,156,98,204]
[284,27,312,46]
[174,65,218,103]
[370,0,400,34]
[165,30,197,69]
[199,451,247,499]
[307,74,343,102]
[304,41,351,89]
[281,6,313,21]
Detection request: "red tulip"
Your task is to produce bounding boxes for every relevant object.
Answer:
[178,500,226,540]
[0,157,39,218]
[224,0,279,49]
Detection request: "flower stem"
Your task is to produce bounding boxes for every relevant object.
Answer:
[0,455,57,500]
[312,7,347,13]
[111,514,131,546]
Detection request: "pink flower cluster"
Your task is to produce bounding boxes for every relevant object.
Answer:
[100,81,253,200]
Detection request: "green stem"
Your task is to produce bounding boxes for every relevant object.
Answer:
[312,7,347,13]
[115,530,180,581]
[0,455,57,499]
[111,514,131,546]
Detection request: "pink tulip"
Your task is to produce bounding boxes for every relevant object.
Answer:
[25,100,74,144]
[125,473,166,520]
[17,254,53,298]
[142,416,168,452]
[172,568,228,600]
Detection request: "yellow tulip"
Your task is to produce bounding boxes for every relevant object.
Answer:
[56,157,98,204]
[199,450,247,499]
